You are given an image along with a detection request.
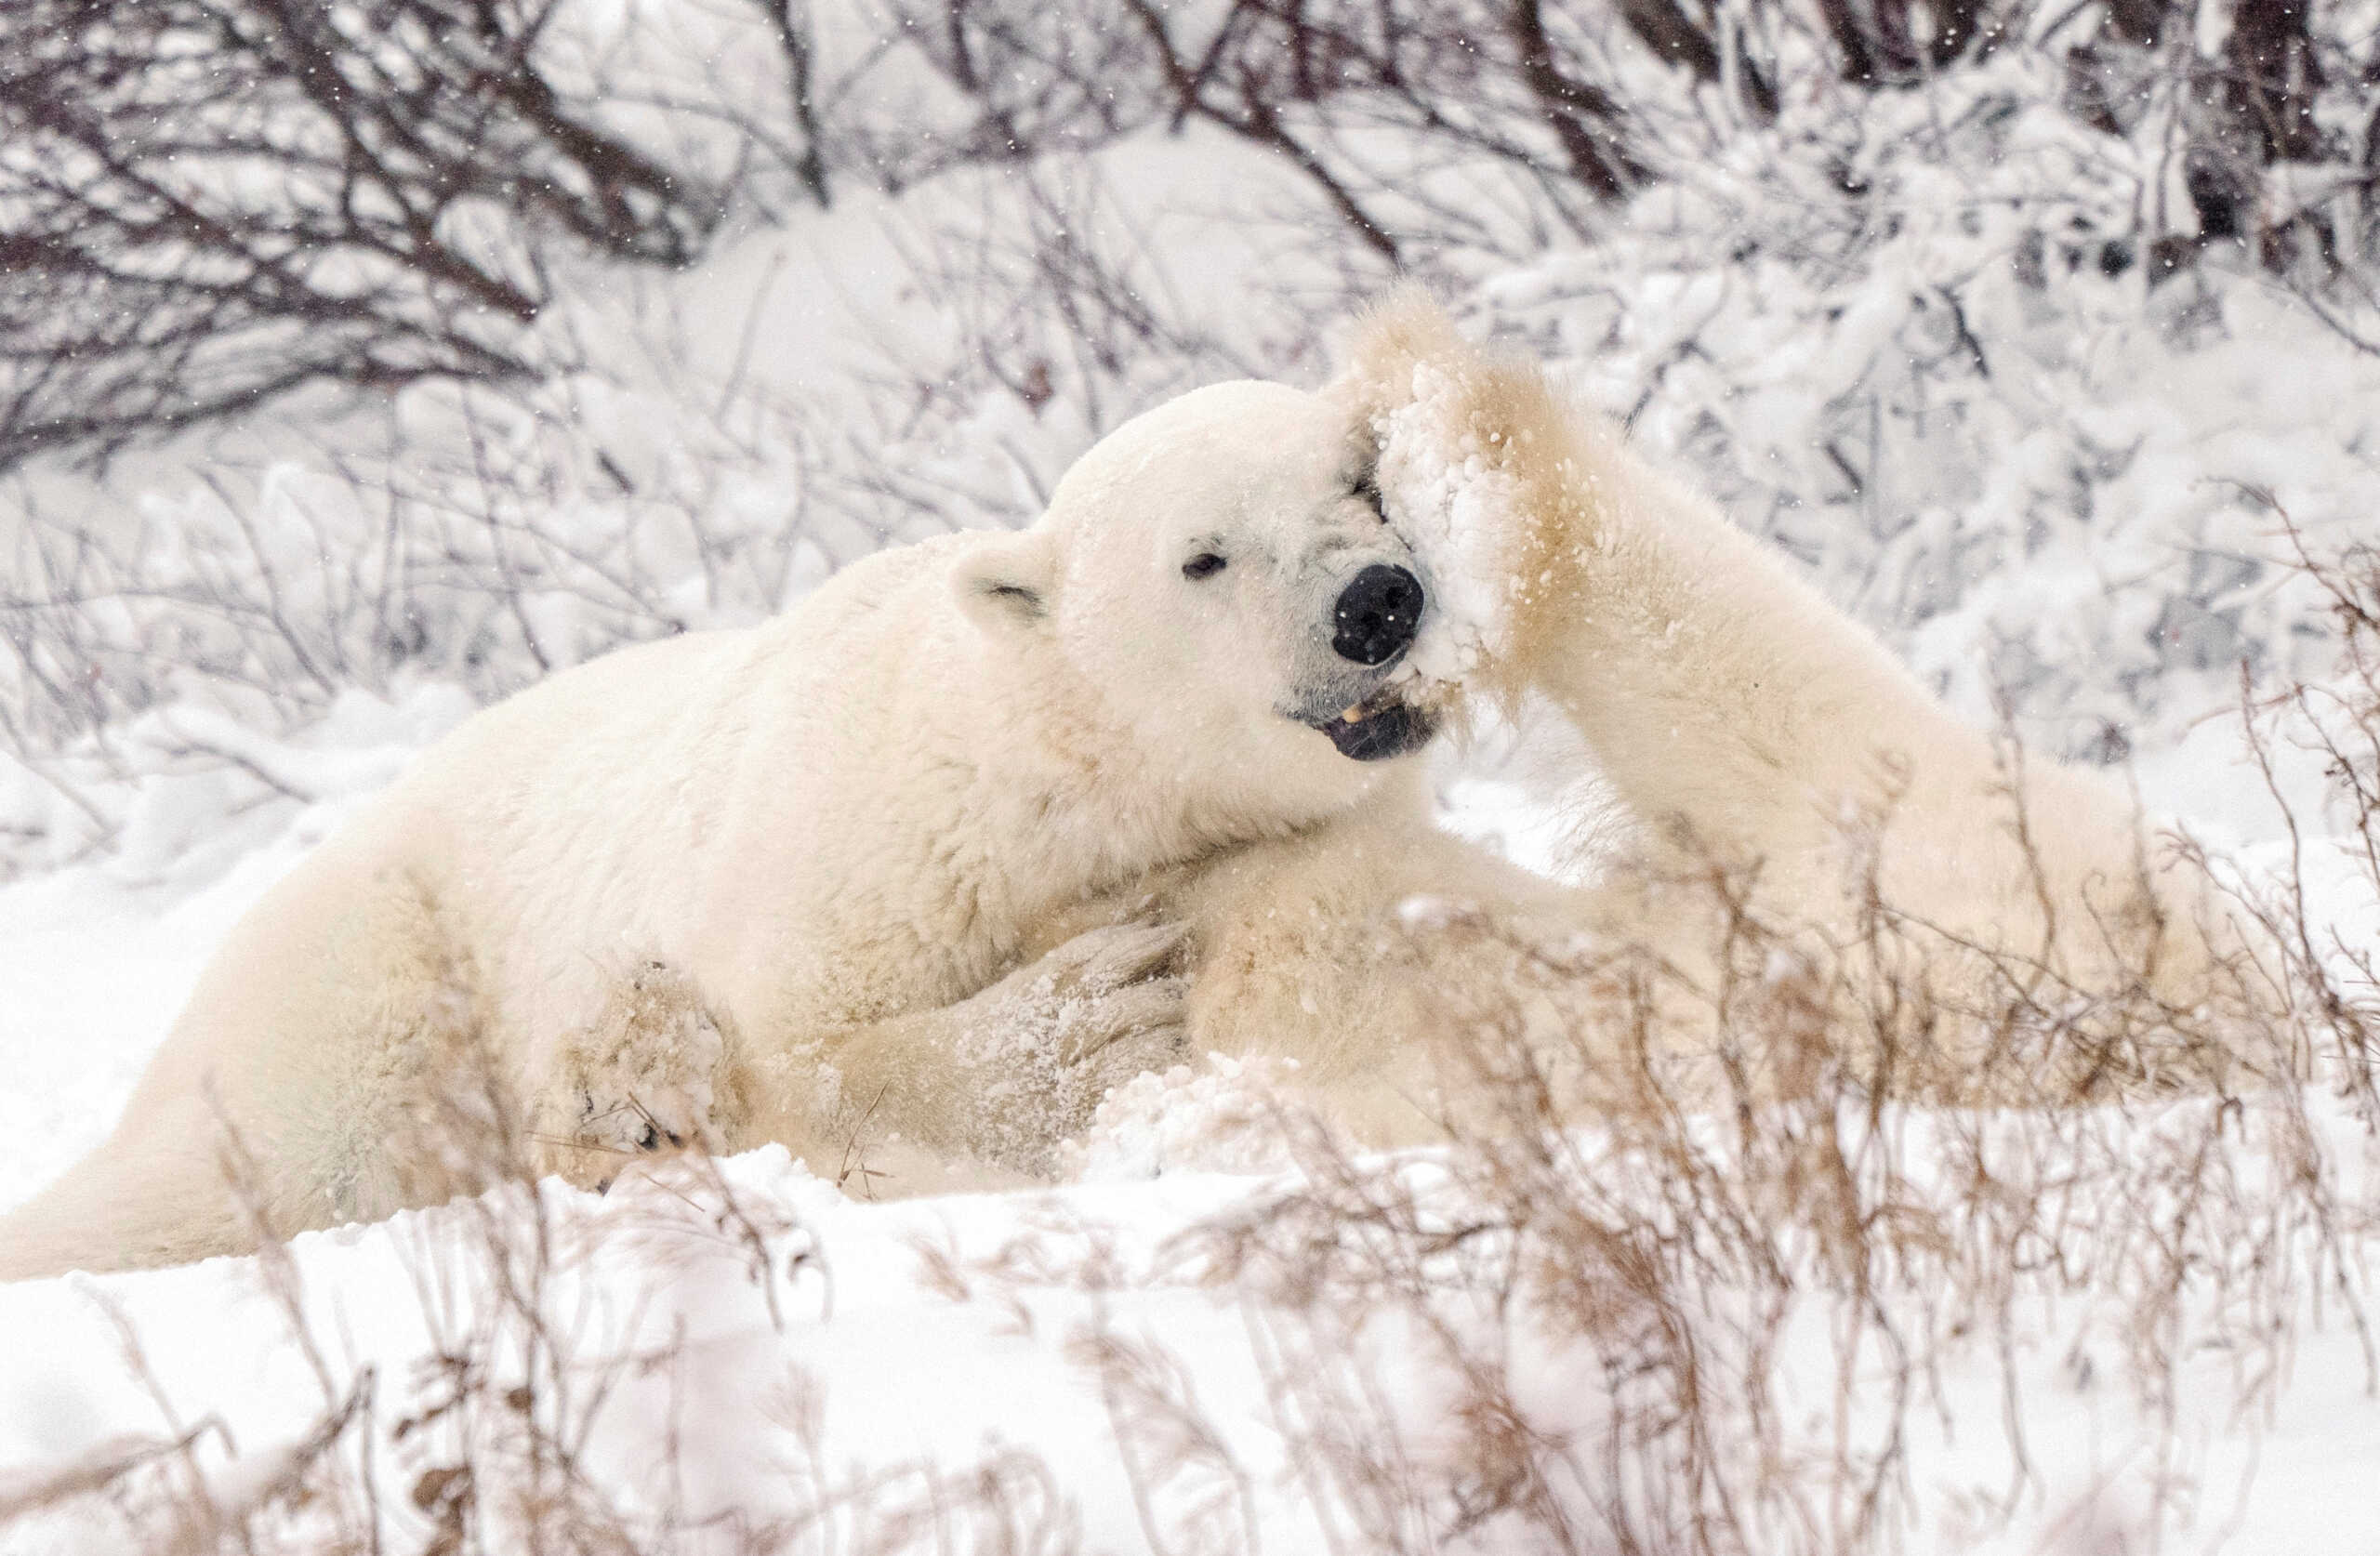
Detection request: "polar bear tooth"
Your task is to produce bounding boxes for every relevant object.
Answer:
[1342,705,1365,721]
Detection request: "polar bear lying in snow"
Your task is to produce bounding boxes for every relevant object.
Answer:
[0,297,2271,1280]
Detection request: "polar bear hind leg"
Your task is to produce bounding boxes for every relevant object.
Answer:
[0,822,509,1278]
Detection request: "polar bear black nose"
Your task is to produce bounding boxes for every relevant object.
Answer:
[1332,564,1425,666]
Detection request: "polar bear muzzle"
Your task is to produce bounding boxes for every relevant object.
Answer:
[1286,561,1435,760]
[1315,694,1436,761]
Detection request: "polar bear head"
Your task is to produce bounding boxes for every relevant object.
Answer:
[952,380,1439,821]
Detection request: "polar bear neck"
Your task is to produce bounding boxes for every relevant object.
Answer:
[736,537,1356,1017]
[934,640,1347,903]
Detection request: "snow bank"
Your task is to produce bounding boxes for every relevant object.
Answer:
[4,1064,2378,1554]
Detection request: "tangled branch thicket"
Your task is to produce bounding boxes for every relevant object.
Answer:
[7,0,2380,869]
[6,0,2375,473]
[0,0,719,472]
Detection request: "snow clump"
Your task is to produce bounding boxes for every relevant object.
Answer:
[1066,1052,1308,1180]
[1368,358,1528,697]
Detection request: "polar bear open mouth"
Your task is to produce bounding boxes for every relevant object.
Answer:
[1307,693,1437,761]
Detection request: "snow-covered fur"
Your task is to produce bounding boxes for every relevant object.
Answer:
[0,301,2271,1280]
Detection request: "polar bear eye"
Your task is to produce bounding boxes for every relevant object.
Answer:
[1182,553,1227,581]
[1352,472,1387,521]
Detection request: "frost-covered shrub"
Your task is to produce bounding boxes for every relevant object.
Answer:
[13,9,2380,874]
[1480,51,2380,759]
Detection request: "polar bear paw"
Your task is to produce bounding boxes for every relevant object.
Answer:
[537,959,735,1190]
[953,921,1191,1169]
[1032,921,1190,1064]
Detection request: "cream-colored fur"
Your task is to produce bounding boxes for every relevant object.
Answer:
[0,301,2269,1282]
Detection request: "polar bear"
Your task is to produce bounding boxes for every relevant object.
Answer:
[0,367,1503,1279]
[1170,295,2278,1129]
[0,297,2270,1281]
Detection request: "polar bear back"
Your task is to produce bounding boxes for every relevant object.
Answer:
[379,537,1046,1049]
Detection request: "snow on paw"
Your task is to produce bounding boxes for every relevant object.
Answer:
[1329,291,1571,703]
[1070,1002,1192,1114]
[950,922,1189,1172]
[1064,1053,1307,1180]
[1369,364,1530,693]
[536,958,738,1190]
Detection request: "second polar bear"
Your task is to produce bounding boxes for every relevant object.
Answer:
[0,298,2269,1281]
[1176,296,2277,1128]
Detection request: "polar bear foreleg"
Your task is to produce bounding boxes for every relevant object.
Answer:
[1166,803,1732,1147]
[734,923,1191,1184]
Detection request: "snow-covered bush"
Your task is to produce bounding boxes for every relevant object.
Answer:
[1476,47,2380,759]
[0,0,726,473]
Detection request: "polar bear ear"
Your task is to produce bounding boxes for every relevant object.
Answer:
[953,528,1058,633]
